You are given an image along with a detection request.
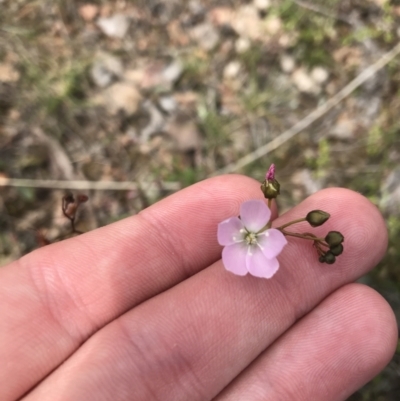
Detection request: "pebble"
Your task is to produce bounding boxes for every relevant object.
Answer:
[159,96,177,113]
[79,4,99,22]
[209,7,234,27]
[311,66,329,84]
[232,5,262,40]
[162,61,183,84]
[235,37,251,53]
[90,52,123,88]
[190,22,220,51]
[291,68,320,95]
[97,14,130,39]
[264,15,282,35]
[223,61,241,80]
[280,54,295,73]
[253,0,271,11]
[103,82,142,115]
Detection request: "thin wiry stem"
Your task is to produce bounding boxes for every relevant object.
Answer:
[276,218,307,230]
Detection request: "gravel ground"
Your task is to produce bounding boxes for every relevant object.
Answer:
[0,1,399,398]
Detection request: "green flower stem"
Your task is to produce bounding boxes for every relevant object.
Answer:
[267,199,272,229]
[276,218,307,230]
[279,229,325,242]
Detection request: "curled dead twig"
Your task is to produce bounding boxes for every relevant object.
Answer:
[61,193,88,235]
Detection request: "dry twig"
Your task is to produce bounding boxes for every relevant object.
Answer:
[0,177,180,192]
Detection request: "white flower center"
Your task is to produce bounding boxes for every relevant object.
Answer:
[245,232,258,245]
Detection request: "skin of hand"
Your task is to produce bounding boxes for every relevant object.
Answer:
[0,175,397,401]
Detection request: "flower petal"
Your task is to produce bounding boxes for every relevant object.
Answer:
[240,200,271,232]
[246,247,280,278]
[218,217,245,246]
[257,228,288,259]
[222,244,248,276]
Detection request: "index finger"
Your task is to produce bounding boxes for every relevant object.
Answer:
[0,174,271,401]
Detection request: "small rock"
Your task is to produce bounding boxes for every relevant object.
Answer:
[125,61,182,91]
[278,33,296,48]
[264,15,282,35]
[372,0,387,6]
[223,61,241,80]
[209,7,234,27]
[79,4,99,22]
[97,14,130,39]
[235,37,251,53]
[90,52,123,88]
[159,96,177,113]
[291,68,320,95]
[280,54,295,73]
[190,22,220,51]
[161,60,183,84]
[103,82,142,115]
[253,0,271,11]
[232,5,262,40]
[311,66,329,84]
[124,68,146,86]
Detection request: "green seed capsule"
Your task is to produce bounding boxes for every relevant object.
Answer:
[324,251,336,264]
[306,210,330,227]
[325,231,344,247]
[330,243,343,256]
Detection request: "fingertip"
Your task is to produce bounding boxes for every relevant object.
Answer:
[342,283,398,372]
[317,188,388,267]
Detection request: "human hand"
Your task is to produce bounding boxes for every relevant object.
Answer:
[0,175,397,401]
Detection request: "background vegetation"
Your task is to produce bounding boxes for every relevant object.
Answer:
[0,0,399,398]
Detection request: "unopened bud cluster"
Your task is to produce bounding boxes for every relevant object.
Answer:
[261,164,344,265]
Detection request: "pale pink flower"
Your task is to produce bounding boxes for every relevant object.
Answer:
[217,200,287,278]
